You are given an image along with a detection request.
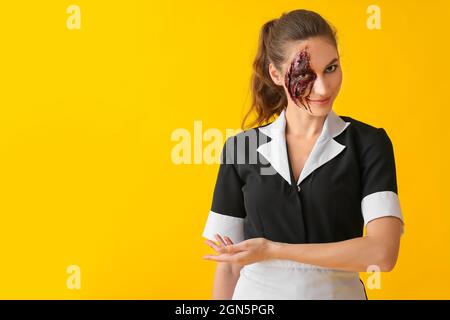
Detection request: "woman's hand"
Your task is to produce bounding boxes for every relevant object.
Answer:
[203,234,275,266]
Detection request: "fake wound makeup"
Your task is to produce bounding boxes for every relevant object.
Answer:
[284,48,317,113]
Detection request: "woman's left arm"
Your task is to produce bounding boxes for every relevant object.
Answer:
[204,216,403,273]
[271,217,403,272]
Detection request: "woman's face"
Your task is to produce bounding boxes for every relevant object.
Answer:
[269,36,342,116]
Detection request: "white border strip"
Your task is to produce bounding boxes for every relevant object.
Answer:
[202,210,245,243]
[361,191,404,231]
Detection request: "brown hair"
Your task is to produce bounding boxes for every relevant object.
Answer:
[241,9,338,129]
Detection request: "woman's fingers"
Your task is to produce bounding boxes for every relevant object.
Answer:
[204,234,235,255]
[214,234,227,247]
[224,236,233,245]
[203,253,234,263]
[203,251,248,264]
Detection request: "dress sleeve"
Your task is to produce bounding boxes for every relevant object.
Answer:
[202,136,246,243]
[360,128,404,232]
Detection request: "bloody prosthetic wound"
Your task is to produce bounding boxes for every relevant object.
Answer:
[284,48,317,113]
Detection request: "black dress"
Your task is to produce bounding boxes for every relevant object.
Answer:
[202,108,404,300]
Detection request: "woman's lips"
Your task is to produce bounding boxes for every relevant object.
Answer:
[306,97,330,105]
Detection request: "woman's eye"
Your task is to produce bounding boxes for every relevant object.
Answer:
[325,64,338,73]
[298,73,309,79]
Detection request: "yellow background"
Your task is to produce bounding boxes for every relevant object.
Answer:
[0,0,448,299]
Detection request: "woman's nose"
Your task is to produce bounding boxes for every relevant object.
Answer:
[311,76,329,97]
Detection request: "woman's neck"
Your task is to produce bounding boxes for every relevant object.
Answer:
[284,105,327,138]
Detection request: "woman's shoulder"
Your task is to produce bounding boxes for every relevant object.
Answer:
[339,114,394,152]
[221,127,267,166]
[341,114,391,140]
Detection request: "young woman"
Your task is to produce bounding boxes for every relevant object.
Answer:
[202,9,404,300]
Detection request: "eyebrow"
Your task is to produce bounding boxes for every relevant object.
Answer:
[325,58,339,68]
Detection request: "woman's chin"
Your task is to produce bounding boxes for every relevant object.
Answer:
[306,103,333,115]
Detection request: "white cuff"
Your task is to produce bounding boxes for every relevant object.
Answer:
[202,210,245,243]
[361,191,404,233]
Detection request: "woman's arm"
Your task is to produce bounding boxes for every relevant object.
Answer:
[269,216,403,272]
[204,217,404,273]
[207,234,243,299]
[212,262,242,300]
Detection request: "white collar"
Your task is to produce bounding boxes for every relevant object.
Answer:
[257,108,351,186]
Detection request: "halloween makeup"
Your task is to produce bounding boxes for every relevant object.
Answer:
[284,48,317,113]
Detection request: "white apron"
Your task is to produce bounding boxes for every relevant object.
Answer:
[232,259,367,300]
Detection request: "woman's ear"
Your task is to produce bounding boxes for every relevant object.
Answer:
[268,63,284,86]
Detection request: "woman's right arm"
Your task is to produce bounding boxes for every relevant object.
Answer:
[212,262,243,299]
[204,136,247,299]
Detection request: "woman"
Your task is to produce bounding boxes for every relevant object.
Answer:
[202,9,404,300]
